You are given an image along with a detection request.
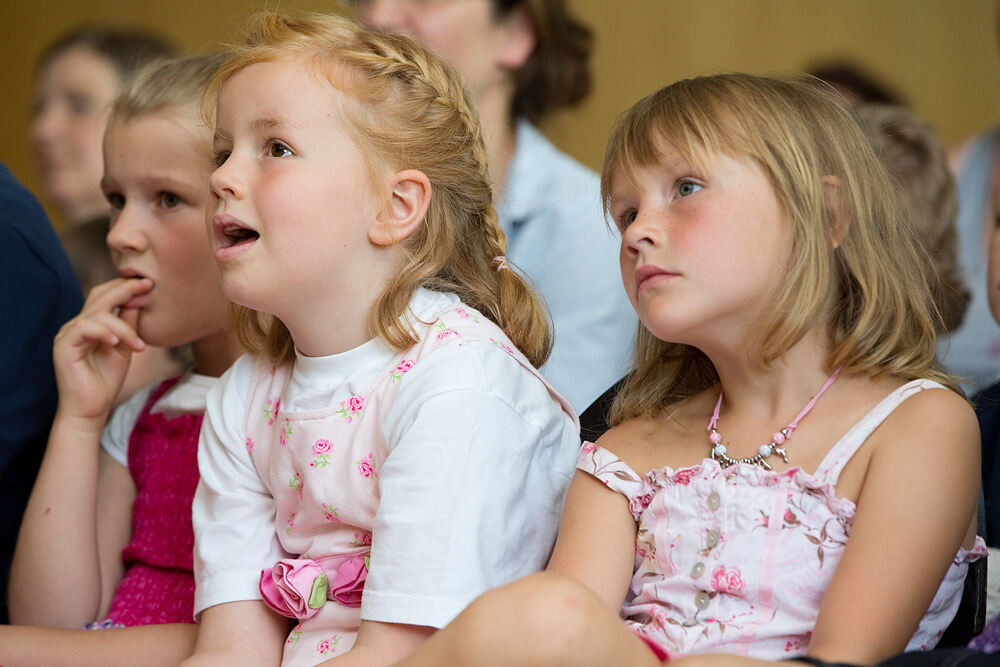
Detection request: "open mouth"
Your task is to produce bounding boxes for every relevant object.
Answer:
[221,223,260,248]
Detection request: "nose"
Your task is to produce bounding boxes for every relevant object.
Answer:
[31,102,61,148]
[106,202,147,256]
[357,0,410,32]
[621,209,660,257]
[209,156,242,203]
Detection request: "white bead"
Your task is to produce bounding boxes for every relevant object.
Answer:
[759,444,773,457]
[713,444,726,456]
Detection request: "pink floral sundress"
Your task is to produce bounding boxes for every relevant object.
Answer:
[578,379,987,660]
[243,303,569,667]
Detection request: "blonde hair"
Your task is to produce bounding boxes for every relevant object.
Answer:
[854,103,969,334]
[204,12,550,367]
[602,73,959,423]
[112,52,227,126]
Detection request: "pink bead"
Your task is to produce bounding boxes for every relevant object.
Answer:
[709,430,721,444]
[772,431,786,444]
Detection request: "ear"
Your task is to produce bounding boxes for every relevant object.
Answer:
[823,175,850,249]
[369,169,432,247]
[495,6,536,72]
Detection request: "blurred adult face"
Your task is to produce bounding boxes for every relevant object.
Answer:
[357,0,528,101]
[32,45,120,224]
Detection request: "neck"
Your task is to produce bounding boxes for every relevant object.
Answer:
[706,327,835,424]
[279,258,399,359]
[190,328,246,378]
[476,84,518,197]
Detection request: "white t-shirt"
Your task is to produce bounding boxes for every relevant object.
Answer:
[101,372,216,467]
[193,289,581,628]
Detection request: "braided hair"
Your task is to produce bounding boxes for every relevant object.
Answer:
[204,12,551,367]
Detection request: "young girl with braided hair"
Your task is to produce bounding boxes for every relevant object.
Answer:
[386,73,988,667]
[182,12,579,667]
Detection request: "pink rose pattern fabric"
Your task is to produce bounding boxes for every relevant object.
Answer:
[243,305,543,667]
[577,381,986,661]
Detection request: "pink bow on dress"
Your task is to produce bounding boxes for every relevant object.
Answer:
[259,554,369,620]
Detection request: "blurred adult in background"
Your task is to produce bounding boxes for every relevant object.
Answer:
[355,0,636,413]
[0,162,83,624]
[32,26,176,230]
[31,26,188,406]
[937,4,1000,394]
[808,60,905,108]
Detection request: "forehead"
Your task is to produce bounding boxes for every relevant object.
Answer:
[216,58,356,125]
[105,108,208,165]
[39,46,120,93]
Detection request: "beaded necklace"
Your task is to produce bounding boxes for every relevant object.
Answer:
[708,367,842,470]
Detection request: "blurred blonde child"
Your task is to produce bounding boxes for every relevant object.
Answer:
[2,53,243,667]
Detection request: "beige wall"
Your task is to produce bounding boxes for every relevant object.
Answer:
[3,0,998,224]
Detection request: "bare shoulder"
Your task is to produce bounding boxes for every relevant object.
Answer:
[592,392,714,475]
[877,383,979,455]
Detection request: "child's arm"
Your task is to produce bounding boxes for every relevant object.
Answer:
[8,278,151,626]
[546,468,638,612]
[802,387,981,664]
[178,601,287,667]
[0,622,197,667]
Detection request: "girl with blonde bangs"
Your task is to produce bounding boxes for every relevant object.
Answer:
[603,74,955,424]
[186,12,578,667]
[389,73,986,667]
[2,52,244,667]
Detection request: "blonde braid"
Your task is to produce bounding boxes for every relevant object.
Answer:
[213,12,551,367]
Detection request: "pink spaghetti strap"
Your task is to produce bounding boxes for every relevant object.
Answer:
[813,379,948,485]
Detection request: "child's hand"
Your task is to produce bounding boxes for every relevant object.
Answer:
[53,277,153,423]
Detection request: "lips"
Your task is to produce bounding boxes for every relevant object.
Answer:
[213,213,260,249]
[635,264,678,290]
[117,267,153,308]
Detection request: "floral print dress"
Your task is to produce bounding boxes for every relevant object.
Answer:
[243,304,567,667]
[578,379,987,660]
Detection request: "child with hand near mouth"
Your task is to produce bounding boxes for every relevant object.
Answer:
[2,52,244,667]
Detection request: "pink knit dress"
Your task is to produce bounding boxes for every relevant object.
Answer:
[100,377,201,627]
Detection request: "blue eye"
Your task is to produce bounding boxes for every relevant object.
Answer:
[678,181,702,197]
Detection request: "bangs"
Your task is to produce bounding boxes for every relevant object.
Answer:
[600,79,760,215]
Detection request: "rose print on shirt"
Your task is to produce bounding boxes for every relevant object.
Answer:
[711,565,745,596]
[350,531,373,547]
[245,437,255,459]
[672,468,697,486]
[288,472,303,499]
[264,398,280,425]
[285,512,297,535]
[317,635,341,656]
[287,626,303,645]
[489,338,515,356]
[280,419,292,446]
[335,395,364,422]
[454,307,480,323]
[391,359,414,383]
[310,439,333,468]
[322,503,341,523]
[435,321,460,339]
[356,453,378,478]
